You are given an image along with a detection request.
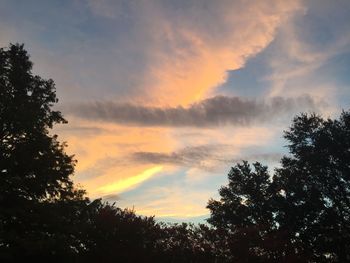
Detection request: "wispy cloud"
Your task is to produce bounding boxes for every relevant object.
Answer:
[66,95,319,127]
[131,145,282,170]
[83,0,303,106]
[265,0,350,101]
[94,166,163,196]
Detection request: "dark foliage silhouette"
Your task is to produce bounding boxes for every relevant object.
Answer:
[272,112,350,261]
[207,162,275,262]
[81,202,218,263]
[0,43,90,261]
[207,111,350,262]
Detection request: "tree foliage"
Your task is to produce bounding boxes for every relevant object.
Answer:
[207,162,275,262]
[207,112,350,262]
[0,44,77,201]
[272,112,350,261]
[0,43,89,261]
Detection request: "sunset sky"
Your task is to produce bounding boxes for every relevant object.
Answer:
[1,0,349,222]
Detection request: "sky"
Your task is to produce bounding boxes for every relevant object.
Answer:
[1,0,350,222]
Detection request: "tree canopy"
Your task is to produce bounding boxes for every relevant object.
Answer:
[207,112,350,262]
[0,44,89,261]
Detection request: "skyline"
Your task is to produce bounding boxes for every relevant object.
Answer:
[1,0,350,221]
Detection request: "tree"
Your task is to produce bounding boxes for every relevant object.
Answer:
[207,162,275,262]
[81,201,219,263]
[156,223,219,263]
[207,111,350,262]
[272,112,350,262]
[81,200,163,263]
[0,44,87,261]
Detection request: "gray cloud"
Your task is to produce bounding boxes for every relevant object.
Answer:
[66,95,320,127]
[55,126,105,136]
[101,193,121,202]
[130,144,283,171]
[132,145,224,166]
[76,144,283,181]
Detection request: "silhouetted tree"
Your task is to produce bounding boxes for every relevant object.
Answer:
[0,44,88,261]
[207,111,350,262]
[81,200,163,263]
[272,112,350,262]
[207,162,275,262]
[81,202,218,263]
[156,223,219,263]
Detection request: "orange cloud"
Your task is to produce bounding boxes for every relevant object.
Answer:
[95,166,163,196]
[134,0,303,106]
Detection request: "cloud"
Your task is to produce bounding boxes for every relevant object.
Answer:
[95,166,163,195]
[132,145,220,165]
[264,0,350,101]
[138,0,303,106]
[84,0,303,106]
[131,144,283,171]
[0,0,303,107]
[100,193,121,201]
[123,184,213,218]
[131,144,228,170]
[67,95,319,127]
